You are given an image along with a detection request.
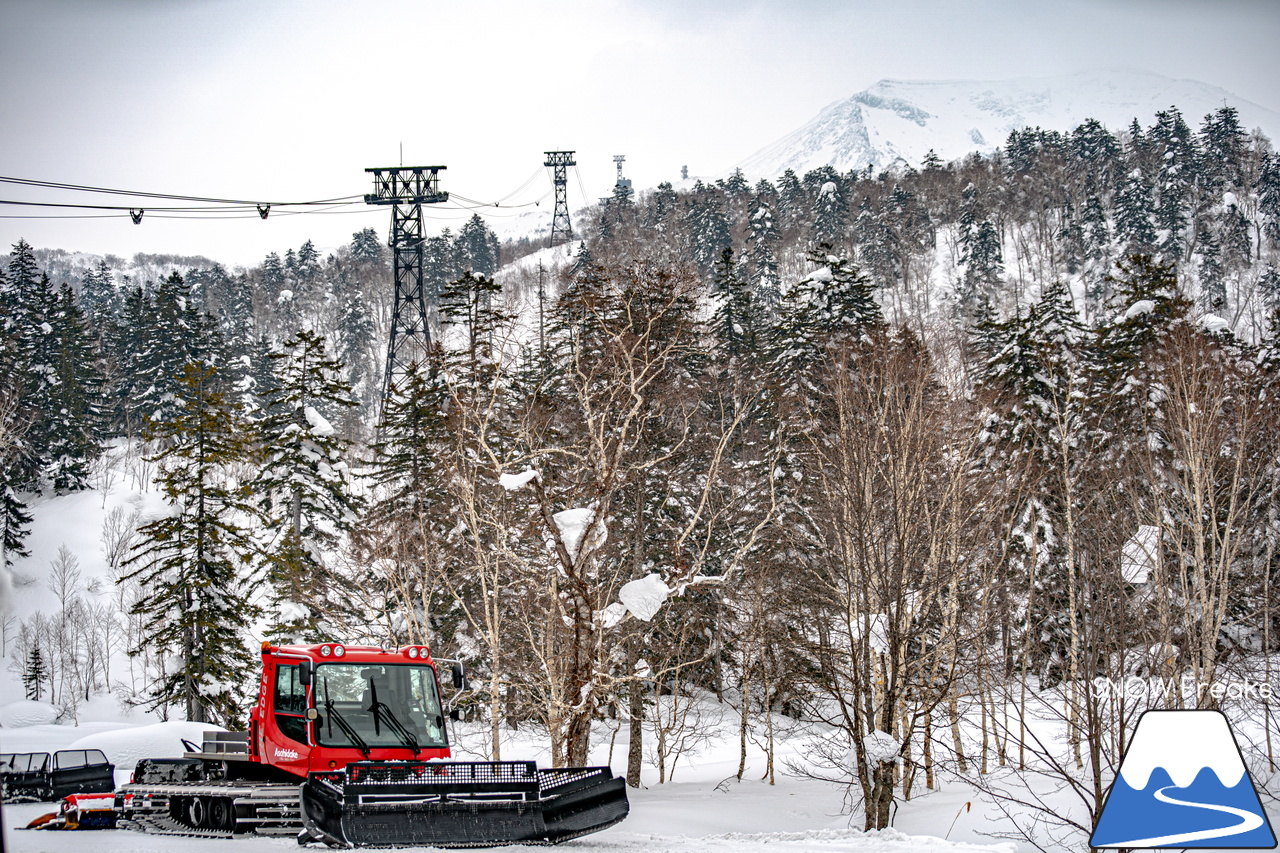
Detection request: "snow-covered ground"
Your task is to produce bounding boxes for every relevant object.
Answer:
[0,709,1014,853]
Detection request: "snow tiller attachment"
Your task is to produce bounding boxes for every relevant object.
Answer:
[299,760,629,848]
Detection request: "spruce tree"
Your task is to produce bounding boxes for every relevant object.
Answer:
[1093,254,1193,434]
[1200,106,1247,193]
[1114,168,1157,255]
[22,643,47,701]
[710,247,760,360]
[1196,229,1226,313]
[457,215,500,277]
[295,240,322,289]
[261,251,286,298]
[80,258,117,321]
[0,302,31,565]
[124,361,259,725]
[686,183,732,277]
[745,197,781,298]
[439,271,511,386]
[1148,107,1198,262]
[961,220,1004,313]
[424,230,458,304]
[255,330,362,642]
[351,227,384,264]
[104,283,151,436]
[0,470,31,567]
[132,272,219,430]
[337,288,376,407]
[44,283,105,492]
[776,169,806,233]
[1258,153,1280,247]
[6,243,57,489]
[362,355,456,638]
[1070,118,1121,196]
[812,178,848,247]
[646,181,680,230]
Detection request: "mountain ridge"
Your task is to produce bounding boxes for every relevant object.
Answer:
[733,68,1280,180]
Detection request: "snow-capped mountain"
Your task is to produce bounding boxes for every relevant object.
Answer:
[735,69,1280,179]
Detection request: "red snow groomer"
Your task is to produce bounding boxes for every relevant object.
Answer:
[47,642,628,847]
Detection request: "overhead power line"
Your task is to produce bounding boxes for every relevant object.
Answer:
[0,175,360,207]
[0,167,567,224]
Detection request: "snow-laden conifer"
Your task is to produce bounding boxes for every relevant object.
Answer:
[124,361,259,725]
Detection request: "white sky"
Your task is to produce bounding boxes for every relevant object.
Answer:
[2,0,1278,268]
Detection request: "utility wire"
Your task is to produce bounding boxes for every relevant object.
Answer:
[449,187,552,210]
[0,175,359,207]
[0,166,565,224]
[0,198,366,213]
[573,164,593,211]
[494,166,544,203]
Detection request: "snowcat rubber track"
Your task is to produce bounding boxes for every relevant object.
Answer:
[299,760,629,848]
[116,780,302,838]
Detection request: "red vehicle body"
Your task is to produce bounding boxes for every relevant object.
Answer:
[246,641,456,780]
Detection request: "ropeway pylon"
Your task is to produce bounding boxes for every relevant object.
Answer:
[544,151,575,248]
[364,166,448,414]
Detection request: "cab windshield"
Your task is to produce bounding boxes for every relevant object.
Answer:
[315,663,447,750]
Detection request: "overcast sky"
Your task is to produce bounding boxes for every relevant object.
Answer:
[2,0,1278,267]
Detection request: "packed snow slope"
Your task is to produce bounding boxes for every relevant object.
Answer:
[735,68,1280,179]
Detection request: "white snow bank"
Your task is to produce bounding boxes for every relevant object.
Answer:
[0,700,59,728]
[499,468,539,491]
[618,573,671,622]
[68,720,226,780]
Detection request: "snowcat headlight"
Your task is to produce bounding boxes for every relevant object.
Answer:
[334,645,346,657]
[408,647,419,658]
[320,645,331,657]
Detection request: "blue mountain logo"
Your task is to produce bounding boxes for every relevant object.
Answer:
[1092,709,1276,848]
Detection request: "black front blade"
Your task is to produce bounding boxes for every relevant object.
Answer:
[301,761,629,848]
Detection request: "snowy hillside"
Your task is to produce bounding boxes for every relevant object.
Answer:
[735,69,1280,178]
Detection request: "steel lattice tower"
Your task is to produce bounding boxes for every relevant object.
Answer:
[365,166,448,410]
[544,151,575,247]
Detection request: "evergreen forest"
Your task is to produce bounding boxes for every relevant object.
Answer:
[5,104,1280,841]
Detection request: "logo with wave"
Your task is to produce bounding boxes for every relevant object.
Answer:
[1092,710,1276,848]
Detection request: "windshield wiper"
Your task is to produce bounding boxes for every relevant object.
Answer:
[323,677,370,758]
[367,677,421,756]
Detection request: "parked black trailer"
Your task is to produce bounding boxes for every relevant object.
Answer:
[0,749,115,802]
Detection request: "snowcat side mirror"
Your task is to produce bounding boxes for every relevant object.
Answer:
[299,660,313,687]
[451,662,465,690]
[449,708,460,722]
